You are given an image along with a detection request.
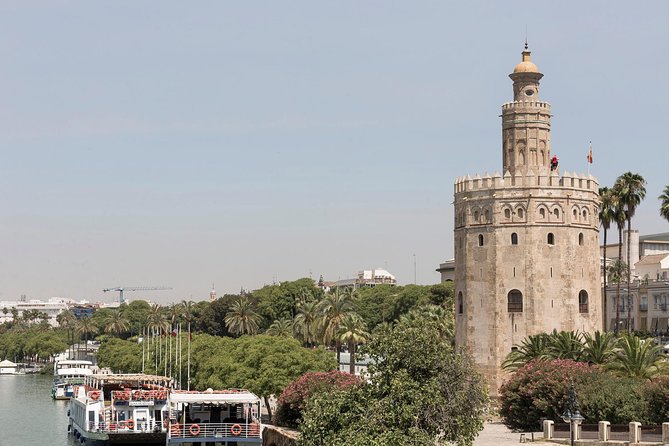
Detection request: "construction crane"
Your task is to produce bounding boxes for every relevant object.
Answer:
[103,286,172,305]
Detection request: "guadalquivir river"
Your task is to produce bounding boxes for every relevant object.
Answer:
[0,374,77,446]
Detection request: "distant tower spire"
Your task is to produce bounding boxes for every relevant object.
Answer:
[209,284,216,302]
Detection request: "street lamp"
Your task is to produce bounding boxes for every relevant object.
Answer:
[562,384,584,446]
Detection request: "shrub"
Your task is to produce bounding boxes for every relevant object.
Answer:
[499,359,597,431]
[274,370,360,428]
[644,376,669,424]
[579,373,649,424]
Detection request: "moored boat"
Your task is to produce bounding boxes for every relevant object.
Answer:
[166,389,263,445]
[68,373,172,446]
[52,359,94,399]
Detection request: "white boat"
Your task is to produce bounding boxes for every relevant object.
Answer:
[52,359,94,399]
[166,389,263,445]
[0,359,23,375]
[67,373,172,446]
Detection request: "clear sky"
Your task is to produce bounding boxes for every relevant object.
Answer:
[1,1,668,304]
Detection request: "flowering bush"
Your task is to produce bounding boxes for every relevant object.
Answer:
[499,359,597,431]
[274,370,360,428]
[644,376,669,424]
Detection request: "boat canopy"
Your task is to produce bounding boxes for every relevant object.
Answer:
[170,391,260,405]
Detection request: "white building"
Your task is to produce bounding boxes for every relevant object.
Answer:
[334,268,397,289]
[0,298,71,326]
[0,359,18,374]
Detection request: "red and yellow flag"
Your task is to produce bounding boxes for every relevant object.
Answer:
[587,142,593,164]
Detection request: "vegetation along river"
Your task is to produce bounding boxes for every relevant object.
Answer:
[0,374,77,446]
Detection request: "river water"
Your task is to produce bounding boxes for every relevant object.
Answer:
[0,374,76,446]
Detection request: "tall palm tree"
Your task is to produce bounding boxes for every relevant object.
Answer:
[501,333,550,371]
[614,172,646,332]
[659,185,669,223]
[147,304,169,334]
[607,333,667,379]
[608,259,628,333]
[266,318,294,337]
[104,311,130,337]
[224,298,262,336]
[294,300,320,347]
[319,289,355,363]
[599,187,615,329]
[338,315,370,375]
[399,304,454,340]
[582,331,617,365]
[611,192,628,334]
[75,317,98,361]
[57,310,77,359]
[181,300,195,391]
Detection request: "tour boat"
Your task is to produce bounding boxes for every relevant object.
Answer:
[52,359,94,400]
[68,373,172,446]
[165,389,263,445]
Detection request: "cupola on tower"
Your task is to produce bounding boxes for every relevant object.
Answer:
[453,45,602,393]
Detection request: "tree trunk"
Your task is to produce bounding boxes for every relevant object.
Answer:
[626,218,632,332]
[615,227,623,334]
[349,340,355,375]
[336,340,341,365]
[263,395,273,422]
[603,231,608,331]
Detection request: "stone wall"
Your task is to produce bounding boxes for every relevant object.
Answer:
[263,425,299,446]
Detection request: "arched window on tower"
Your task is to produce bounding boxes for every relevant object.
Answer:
[579,290,589,313]
[508,290,523,313]
[458,292,464,314]
[517,208,524,219]
[484,209,491,222]
[553,208,560,219]
[547,233,555,245]
[478,234,484,246]
[539,208,546,219]
[474,210,480,222]
[511,233,518,245]
[579,233,584,246]
[505,208,511,219]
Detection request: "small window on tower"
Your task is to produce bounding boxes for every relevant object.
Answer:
[554,208,560,218]
[525,89,534,96]
[478,234,484,246]
[504,209,511,219]
[511,233,518,245]
[539,208,546,219]
[517,208,524,218]
[579,233,584,246]
[548,233,555,245]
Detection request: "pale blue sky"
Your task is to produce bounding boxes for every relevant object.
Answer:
[1,1,668,303]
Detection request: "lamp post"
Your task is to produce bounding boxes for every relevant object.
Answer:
[561,384,584,446]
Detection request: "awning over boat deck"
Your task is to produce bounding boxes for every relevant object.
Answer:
[169,391,260,405]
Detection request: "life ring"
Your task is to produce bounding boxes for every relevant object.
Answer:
[230,424,242,436]
[90,391,100,401]
[126,419,134,429]
[118,421,126,429]
[189,424,201,436]
[170,422,180,436]
[133,390,142,400]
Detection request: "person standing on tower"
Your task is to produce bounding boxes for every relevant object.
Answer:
[550,155,559,171]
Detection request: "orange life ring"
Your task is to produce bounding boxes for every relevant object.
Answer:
[126,419,134,429]
[133,390,142,400]
[90,391,100,401]
[170,422,180,436]
[230,424,242,436]
[118,420,126,429]
[189,424,201,436]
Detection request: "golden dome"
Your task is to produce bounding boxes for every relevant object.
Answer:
[513,44,539,73]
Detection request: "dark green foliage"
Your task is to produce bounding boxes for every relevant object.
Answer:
[96,337,142,373]
[299,315,488,446]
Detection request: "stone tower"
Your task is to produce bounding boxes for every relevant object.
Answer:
[453,45,602,393]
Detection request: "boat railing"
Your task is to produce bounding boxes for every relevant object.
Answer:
[89,419,165,433]
[168,421,262,439]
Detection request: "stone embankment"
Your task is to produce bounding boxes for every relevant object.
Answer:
[262,425,298,446]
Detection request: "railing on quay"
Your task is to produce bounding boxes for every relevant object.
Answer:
[89,419,164,433]
[168,421,262,440]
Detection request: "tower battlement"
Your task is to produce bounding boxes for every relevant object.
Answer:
[501,101,551,111]
[453,170,599,194]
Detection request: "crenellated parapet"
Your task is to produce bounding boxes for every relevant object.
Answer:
[453,170,599,194]
[501,100,551,111]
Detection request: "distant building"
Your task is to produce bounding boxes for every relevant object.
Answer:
[601,231,669,278]
[333,268,397,289]
[0,359,18,375]
[0,298,70,326]
[69,304,99,320]
[338,352,372,377]
[436,259,455,282]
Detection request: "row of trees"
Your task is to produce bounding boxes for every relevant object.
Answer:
[599,174,669,334]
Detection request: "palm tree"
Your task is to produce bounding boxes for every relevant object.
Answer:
[75,317,98,361]
[582,331,617,365]
[614,172,646,332]
[147,304,169,334]
[501,333,550,371]
[57,310,77,359]
[546,330,584,360]
[399,304,454,340]
[608,259,628,333]
[659,185,669,223]
[266,318,294,337]
[338,315,370,375]
[599,187,616,328]
[294,300,320,347]
[607,333,667,379]
[181,299,195,390]
[610,192,627,334]
[319,289,356,363]
[224,298,262,336]
[104,311,130,337]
